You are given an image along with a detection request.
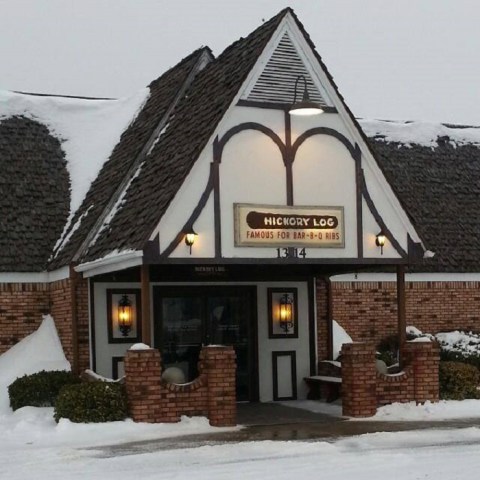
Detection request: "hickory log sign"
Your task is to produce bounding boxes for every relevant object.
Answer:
[234,204,344,248]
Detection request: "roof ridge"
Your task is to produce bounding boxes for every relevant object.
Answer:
[148,46,213,88]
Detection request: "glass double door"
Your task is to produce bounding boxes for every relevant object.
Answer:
[153,286,256,401]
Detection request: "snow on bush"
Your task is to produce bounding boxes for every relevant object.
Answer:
[436,331,480,357]
[0,315,70,414]
[407,326,480,357]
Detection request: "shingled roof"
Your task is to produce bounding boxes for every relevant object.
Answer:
[363,120,480,273]
[49,47,212,269]
[80,9,290,263]
[0,116,69,271]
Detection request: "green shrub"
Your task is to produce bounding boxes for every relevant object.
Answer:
[8,370,80,411]
[439,361,480,400]
[440,349,480,371]
[54,382,128,423]
[376,335,399,366]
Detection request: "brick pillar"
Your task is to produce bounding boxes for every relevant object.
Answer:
[124,348,176,423]
[316,277,331,361]
[341,342,377,417]
[200,346,237,427]
[401,341,440,403]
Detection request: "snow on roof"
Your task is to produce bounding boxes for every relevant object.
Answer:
[359,118,480,147]
[0,88,149,216]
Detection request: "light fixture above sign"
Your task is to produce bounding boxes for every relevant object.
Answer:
[289,75,324,116]
[376,231,386,255]
[184,228,198,254]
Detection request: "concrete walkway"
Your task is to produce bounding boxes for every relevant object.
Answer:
[93,402,480,456]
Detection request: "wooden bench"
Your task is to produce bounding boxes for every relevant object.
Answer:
[304,375,342,402]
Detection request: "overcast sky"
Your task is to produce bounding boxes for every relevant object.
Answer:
[1,0,479,124]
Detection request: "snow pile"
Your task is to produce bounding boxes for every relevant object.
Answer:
[0,315,70,414]
[367,400,480,421]
[0,87,149,223]
[0,408,235,450]
[332,320,352,360]
[359,118,480,147]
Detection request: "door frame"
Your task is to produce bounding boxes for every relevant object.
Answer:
[152,284,259,402]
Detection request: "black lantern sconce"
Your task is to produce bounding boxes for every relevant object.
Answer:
[376,231,386,255]
[117,294,133,336]
[279,293,294,333]
[184,228,198,255]
[289,75,324,116]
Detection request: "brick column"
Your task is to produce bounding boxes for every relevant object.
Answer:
[341,342,377,417]
[124,348,174,423]
[401,341,440,403]
[200,346,237,427]
[316,277,331,361]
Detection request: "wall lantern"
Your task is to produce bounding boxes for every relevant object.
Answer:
[279,293,294,333]
[376,231,387,255]
[117,294,133,336]
[184,228,198,254]
[289,75,324,116]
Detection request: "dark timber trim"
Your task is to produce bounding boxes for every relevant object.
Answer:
[236,99,337,114]
[284,111,293,205]
[148,256,410,265]
[360,172,407,258]
[216,122,286,161]
[213,139,222,258]
[326,277,334,360]
[308,277,317,376]
[272,350,297,401]
[89,277,96,373]
[354,143,364,258]
[159,166,215,259]
[141,264,151,346]
[291,127,356,159]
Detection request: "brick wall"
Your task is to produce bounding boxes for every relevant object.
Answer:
[331,281,480,347]
[376,367,414,406]
[341,341,440,417]
[316,277,330,361]
[0,283,50,354]
[50,279,74,364]
[341,342,377,417]
[124,345,236,426]
[0,274,90,372]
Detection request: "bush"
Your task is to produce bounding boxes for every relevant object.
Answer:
[376,334,399,366]
[54,382,128,423]
[440,349,480,371]
[8,370,80,411]
[439,361,480,400]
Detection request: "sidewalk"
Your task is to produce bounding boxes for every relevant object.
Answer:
[94,402,480,456]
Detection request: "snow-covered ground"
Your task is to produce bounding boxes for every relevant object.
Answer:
[2,319,480,478]
[0,409,480,480]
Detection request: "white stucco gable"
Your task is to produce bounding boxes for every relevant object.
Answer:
[149,11,424,265]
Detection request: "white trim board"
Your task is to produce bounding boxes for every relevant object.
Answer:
[75,250,143,278]
[0,266,70,284]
